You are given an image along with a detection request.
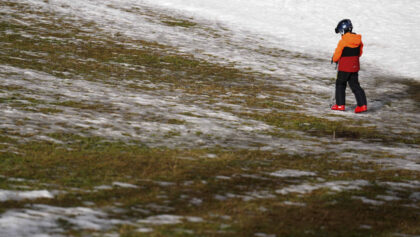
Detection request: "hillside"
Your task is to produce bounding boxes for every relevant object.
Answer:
[0,1,419,236]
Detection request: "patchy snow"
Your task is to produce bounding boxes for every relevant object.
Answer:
[214,191,276,202]
[1,1,419,235]
[409,192,420,201]
[137,214,203,225]
[215,175,231,180]
[0,190,54,202]
[375,195,401,202]
[0,65,286,150]
[2,1,418,162]
[137,227,154,233]
[190,198,203,206]
[282,201,307,207]
[94,185,113,190]
[255,233,276,237]
[0,204,130,236]
[269,169,317,178]
[352,196,385,206]
[112,182,139,189]
[275,180,370,195]
[138,215,182,225]
[379,181,420,191]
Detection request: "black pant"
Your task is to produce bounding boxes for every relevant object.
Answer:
[336,71,367,106]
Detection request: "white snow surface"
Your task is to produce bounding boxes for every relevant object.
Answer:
[0,190,54,202]
[269,169,316,178]
[145,0,420,80]
[112,182,139,189]
[0,204,130,237]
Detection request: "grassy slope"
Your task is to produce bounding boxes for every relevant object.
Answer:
[0,1,419,236]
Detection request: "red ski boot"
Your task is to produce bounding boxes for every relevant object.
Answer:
[331,104,345,111]
[355,105,367,113]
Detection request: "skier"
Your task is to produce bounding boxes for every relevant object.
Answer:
[331,19,367,113]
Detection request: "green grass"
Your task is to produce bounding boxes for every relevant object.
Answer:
[0,134,419,236]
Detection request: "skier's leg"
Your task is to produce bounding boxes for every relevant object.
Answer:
[335,71,349,106]
[348,73,367,106]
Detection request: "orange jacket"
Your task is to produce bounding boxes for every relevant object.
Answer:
[333,32,363,72]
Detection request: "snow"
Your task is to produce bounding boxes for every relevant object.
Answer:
[282,201,307,207]
[94,185,113,190]
[275,180,370,195]
[0,65,282,150]
[190,198,203,206]
[255,233,276,237]
[1,1,419,235]
[137,227,154,233]
[352,196,385,206]
[137,214,203,225]
[112,182,139,189]
[269,169,316,178]
[0,190,54,202]
[380,181,420,191]
[0,204,130,236]
[215,175,231,180]
[214,191,276,202]
[5,1,417,156]
[376,195,401,201]
[145,0,420,80]
[409,192,420,201]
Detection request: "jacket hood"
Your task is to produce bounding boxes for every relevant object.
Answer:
[342,33,362,47]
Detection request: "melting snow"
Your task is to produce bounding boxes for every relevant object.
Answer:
[0,190,54,202]
[137,227,154,233]
[137,214,203,225]
[352,196,385,206]
[276,180,370,195]
[375,195,401,202]
[282,201,307,207]
[0,204,130,236]
[409,192,420,201]
[112,182,139,189]
[94,185,113,190]
[269,169,317,178]
[1,1,419,235]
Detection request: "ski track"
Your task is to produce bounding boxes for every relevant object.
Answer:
[0,0,419,235]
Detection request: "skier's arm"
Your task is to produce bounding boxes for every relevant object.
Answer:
[332,40,344,62]
[359,41,364,57]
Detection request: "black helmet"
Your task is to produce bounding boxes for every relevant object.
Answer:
[335,19,353,34]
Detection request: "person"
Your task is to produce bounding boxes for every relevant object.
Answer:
[331,19,367,113]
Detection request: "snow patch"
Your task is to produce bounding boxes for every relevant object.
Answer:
[352,196,385,206]
[0,190,54,202]
[138,214,203,225]
[409,192,420,201]
[137,227,154,233]
[376,195,401,202]
[275,180,370,195]
[94,185,113,190]
[282,201,307,207]
[269,169,317,178]
[0,204,130,236]
[112,182,139,189]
